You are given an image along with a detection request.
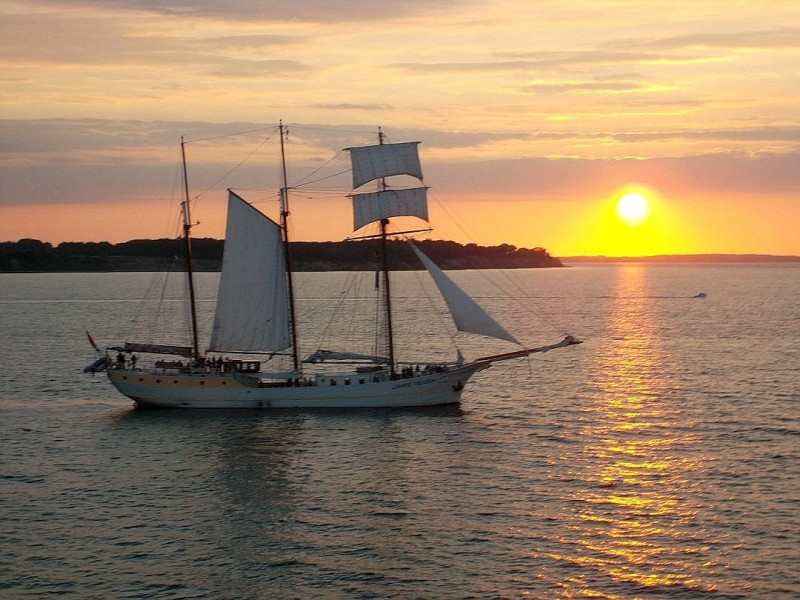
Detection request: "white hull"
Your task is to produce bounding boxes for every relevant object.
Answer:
[107,363,489,409]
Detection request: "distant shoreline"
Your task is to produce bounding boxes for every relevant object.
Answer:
[2,238,798,272]
[561,254,800,264]
[0,238,564,272]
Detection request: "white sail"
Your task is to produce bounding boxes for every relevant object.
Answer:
[349,141,423,189]
[352,187,429,231]
[409,243,520,345]
[209,192,291,352]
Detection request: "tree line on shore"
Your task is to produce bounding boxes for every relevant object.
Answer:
[1,238,563,272]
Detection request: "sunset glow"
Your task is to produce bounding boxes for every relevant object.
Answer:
[1,1,799,256]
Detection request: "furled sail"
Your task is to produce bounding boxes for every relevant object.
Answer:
[352,187,429,231]
[303,350,389,364]
[349,141,423,189]
[209,192,291,352]
[409,243,520,345]
[109,343,194,358]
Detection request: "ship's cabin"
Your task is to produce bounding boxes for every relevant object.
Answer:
[224,359,261,373]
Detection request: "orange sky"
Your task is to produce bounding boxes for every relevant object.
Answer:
[1,0,799,256]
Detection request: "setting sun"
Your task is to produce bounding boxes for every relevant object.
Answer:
[616,193,650,226]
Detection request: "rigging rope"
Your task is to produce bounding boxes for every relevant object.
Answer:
[190,131,278,202]
[182,125,278,145]
[427,188,575,339]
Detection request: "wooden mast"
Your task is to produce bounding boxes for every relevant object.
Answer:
[278,121,301,372]
[377,127,396,376]
[180,136,201,362]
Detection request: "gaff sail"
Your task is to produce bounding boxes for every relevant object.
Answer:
[209,191,291,353]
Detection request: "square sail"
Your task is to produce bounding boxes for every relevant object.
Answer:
[349,141,423,189]
[352,187,429,231]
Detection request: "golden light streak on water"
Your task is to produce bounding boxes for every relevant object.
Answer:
[545,265,718,596]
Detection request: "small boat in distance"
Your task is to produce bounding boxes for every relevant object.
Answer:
[97,124,581,408]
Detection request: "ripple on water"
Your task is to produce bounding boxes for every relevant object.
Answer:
[1,267,798,597]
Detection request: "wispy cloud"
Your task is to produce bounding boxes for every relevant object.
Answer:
[30,0,474,23]
[0,13,310,67]
[389,50,725,74]
[309,104,393,111]
[629,27,800,51]
[517,75,672,95]
[3,119,798,209]
[431,151,800,198]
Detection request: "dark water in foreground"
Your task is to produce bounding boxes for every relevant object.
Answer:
[1,265,798,598]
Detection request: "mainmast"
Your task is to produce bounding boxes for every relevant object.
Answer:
[180,137,201,361]
[377,128,397,375]
[278,122,301,372]
[348,130,426,376]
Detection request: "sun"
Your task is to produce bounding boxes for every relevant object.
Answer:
[616,192,650,225]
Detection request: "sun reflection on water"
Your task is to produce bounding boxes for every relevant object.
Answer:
[541,265,718,596]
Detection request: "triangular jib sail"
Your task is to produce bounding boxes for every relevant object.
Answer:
[209,191,291,353]
[409,242,520,345]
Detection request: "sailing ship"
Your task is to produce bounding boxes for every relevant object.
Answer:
[98,125,581,408]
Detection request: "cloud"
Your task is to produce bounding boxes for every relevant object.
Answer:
[30,0,473,23]
[0,12,311,70]
[517,75,667,94]
[390,50,725,75]
[518,126,800,145]
[206,59,314,79]
[0,119,248,154]
[611,127,800,144]
[1,14,149,65]
[429,151,800,198]
[632,27,800,51]
[3,119,799,212]
[309,104,393,111]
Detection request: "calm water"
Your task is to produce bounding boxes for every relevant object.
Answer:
[1,265,798,598]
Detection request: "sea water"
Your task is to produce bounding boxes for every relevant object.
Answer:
[1,264,798,598]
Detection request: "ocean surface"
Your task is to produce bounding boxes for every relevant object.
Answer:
[1,264,798,599]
